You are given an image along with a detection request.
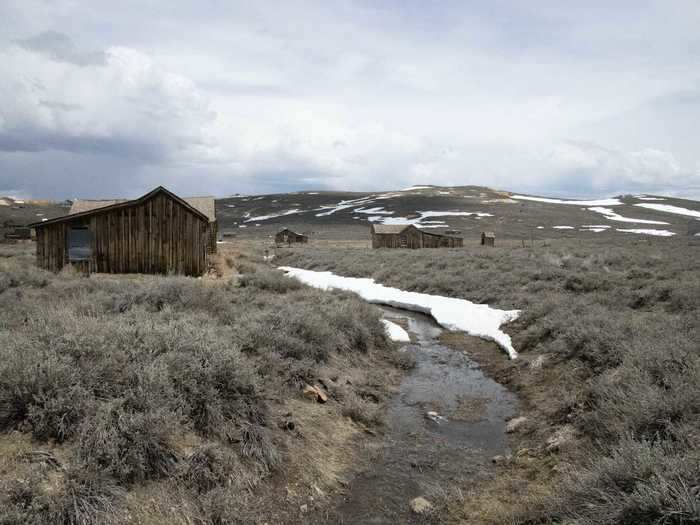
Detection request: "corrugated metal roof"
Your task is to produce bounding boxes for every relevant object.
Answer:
[183,197,216,222]
[70,200,126,215]
[69,196,216,222]
[371,224,411,234]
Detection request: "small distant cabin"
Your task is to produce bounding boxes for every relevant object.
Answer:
[29,186,214,276]
[275,228,308,245]
[481,232,495,247]
[370,224,463,249]
[4,227,32,241]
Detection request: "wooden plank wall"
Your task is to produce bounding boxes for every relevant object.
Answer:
[206,222,218,254]
[371,229,463,249]
[35,193,208,276]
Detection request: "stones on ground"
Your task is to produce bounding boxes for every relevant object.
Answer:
[425,410,447,423]
[302,384,328,403]
[546,424,576,452]
[529,354,547,369]
[491,454,509,464]
[278,413,295,431]
[505,416,528,433]
[409,496,433,514]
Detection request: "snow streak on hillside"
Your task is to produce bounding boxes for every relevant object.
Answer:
[634,203,700,219]
[512,195,623,206]
[587,207,669,225]
[617,229,675,237]
[244,209,303,222]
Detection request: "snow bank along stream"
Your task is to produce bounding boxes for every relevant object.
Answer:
[279,267,520,359]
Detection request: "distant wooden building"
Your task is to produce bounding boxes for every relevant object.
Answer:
[275,228,308,245]
[29,186,212,276]
[370,224,463,249]
[481,231,495,246]
[4,227,32,241]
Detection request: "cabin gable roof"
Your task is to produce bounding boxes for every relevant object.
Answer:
[30,186,210,228]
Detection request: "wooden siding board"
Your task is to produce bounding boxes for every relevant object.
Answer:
[34,190,207,276]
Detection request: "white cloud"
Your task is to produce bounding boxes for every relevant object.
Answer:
[0,41,214,162]
[0,1,699,199]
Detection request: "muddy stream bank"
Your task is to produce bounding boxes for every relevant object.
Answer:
[320,307,518,524]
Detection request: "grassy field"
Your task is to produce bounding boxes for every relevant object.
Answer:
[0,243,410,524]
[277,238,700,524]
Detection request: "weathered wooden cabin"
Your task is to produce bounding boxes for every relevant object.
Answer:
[69,194,217,254]
[370,224,463,249]
[30,186,212,276]
[275,228,308,245]
[481,231,495,246]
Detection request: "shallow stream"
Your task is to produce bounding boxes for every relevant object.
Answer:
[328,307,518,524]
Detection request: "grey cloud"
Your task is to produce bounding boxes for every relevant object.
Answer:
[0,129,166,162]
[14,31,106,66]
[1,2,699,199]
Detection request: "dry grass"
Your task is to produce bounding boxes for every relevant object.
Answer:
[278,238,700,524]
[0,243,403,524]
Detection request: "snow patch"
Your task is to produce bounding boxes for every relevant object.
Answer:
[368,210,491,229]
[354,207,394,215]
[279,267,520,359]
[315,196,375,216]
[482,198,517,203]
[382,319,411,342]
[635,196,666,201]
[588,207,669,225]
[400,186,433,191]
[634,203,700,219]
[553,226,574,230]
[245,209,302,222]
[580,224,611,233]
[617,229,676,237]
[512,195,623,206]
[420,211,493,219]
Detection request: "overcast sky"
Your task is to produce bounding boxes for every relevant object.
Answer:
[1,1,699,199]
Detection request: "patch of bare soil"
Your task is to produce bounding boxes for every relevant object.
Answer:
[239,350,405,524]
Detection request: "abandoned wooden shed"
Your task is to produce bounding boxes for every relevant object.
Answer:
[370,224,463,249]
[30,186,212,276]
[69,194,218,254]
[4,227,32,241]
[481,231,495,246]
[275,228,308,245]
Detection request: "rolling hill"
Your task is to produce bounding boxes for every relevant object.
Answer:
[217,185,700,242]
[2,186,699,243]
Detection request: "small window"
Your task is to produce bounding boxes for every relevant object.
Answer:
[68,227,92,261]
